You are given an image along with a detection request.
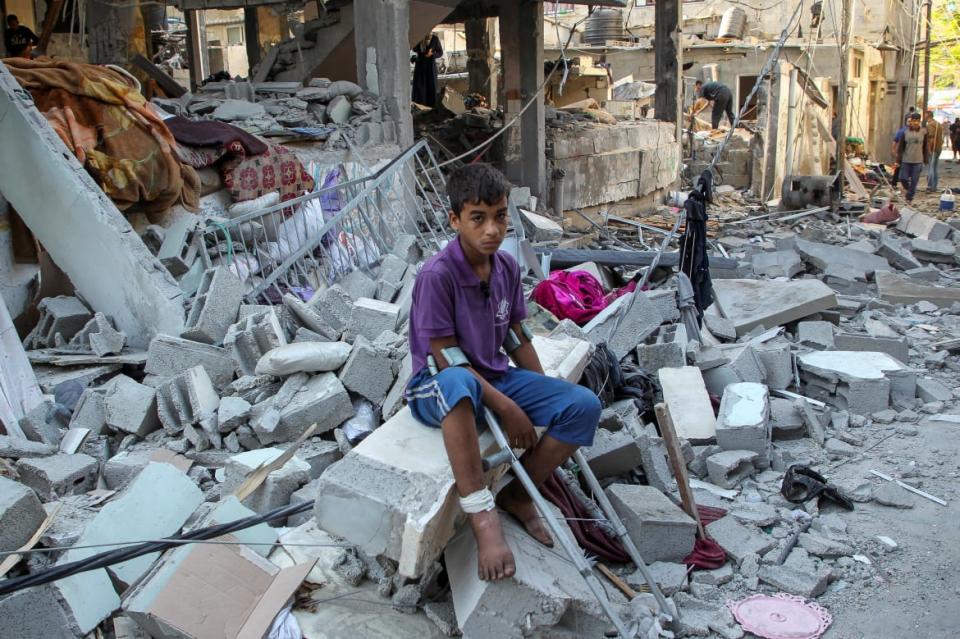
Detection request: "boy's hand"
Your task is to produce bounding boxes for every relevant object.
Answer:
[498,399,538,450]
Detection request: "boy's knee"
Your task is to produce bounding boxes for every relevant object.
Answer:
[569,384,602,420]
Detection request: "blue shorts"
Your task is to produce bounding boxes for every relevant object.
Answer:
[404,366,600,447]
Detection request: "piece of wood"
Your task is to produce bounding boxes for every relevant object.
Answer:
[596,563,637,599]
[654,402,706,538]
[535,248,738,270]
[0,502,62,578]
[131,54,187,98]
[37,0,65,52]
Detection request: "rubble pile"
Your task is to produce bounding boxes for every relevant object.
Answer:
[2,157,959,638]
[156,78,398,149]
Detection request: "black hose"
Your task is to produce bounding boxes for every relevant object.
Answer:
[0,499,315,597]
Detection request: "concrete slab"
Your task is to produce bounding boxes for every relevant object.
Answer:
[797,351,906,382]
[659,366,717,442]
[716,383,770,462]
[705,515,776,565]
[713,279,837,336]
[896,207,954,241]
[314,336,593,577]
[52,462,203,634]
[0,65,184,347]
[584,291,664,359]
[795,239,891,278]
[751,250,803,279]
[251,373,353,442]
[833,333,909,364]
[876,271,960,308]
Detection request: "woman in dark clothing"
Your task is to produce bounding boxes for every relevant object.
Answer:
[412,33,443,107]
[951,118,960,162]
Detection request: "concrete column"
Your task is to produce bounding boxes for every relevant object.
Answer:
[354,0,413,148]
[465,16,497,109]
[86,0,146,65]
[499,1,545,198]
[654,0,681,125]
[244,7,261,77]
[185,10,208,89]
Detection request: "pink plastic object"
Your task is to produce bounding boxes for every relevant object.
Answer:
[531,269,608,325]
[728,593,833,639]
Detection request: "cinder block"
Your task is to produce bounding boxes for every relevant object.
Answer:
[716,383,770,465]
[251,373,353,443]
[584,291,664,359]
[702,345,767,396]
[309,285,354,333]
[156,366,220,435]
[102,448,157,490]
[346,297,400,342]
[581,428,642,479]
[833,333,909,364]
[378,253,409,286]
[283,294,338,341]
[157,216,200,276]
[382,353,412,420]
[769,397,805,440]
[222,448,310,514]
[68,312,126,356]
[339,336,396,404]
[391,233,422,264]
[706,515,776,566]
[287,477,321,527]
[25,295,91,349]
[0,585,76,639]
[754,340,793,391]
[446,514,613,638]
[0,475,46,551]
[182,267,244,344]
[16,453,99,500]
[606,483,697,563]
[339,268,378,300]
[104,375,160,438]
[636,341,685,371]
[224,308,287,375]
[217,396,252,433]
[706,449,759,489]
[294,439,342,479]
[916,377,953,403]
[637,428,678,493]
[68,387,109,436]
[146,334,236,389]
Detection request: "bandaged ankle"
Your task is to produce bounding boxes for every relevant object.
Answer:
[459,488,496,514]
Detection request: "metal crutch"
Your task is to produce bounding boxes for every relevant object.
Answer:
[427,356,637,638]
[571,449,677,624]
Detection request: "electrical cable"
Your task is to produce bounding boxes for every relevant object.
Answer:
[0,499,319,597]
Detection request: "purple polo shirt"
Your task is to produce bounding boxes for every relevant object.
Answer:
[408,236,527,380]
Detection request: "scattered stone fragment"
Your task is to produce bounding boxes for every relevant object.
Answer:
[873,481,915,509]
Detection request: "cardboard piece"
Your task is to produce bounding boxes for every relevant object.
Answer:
[124,538,315,639]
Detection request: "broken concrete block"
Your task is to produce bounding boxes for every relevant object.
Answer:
[157,216,200,277]
[581,427,642,479]
[217,396,252,433]
[833,332,909,364]
[659,366,717,442]
[251,373,352,443]
[382,353,412,421]
[896,206,954,241]
[754,339,793,390]
[636,341,685,371]
[446,514,615,638]
[909,238,956,263]
[339,268,378,300]
[769,397,805,439]
[634,561,688,596]
[703,313,737,341]
[25,295,92,348]
[391,234,422,264]
[706,515,776,565]
[192,496,279,556]
[758,548,831,598]
[751,250,803,279]
[637,428,678,493]
[287,477,321,527]
[67,386,109,436]
[378,253,409,286]
[315,337,592,577]
[716,383,770,467]
[0,435,56,458]
[68,312,126,356]
[798,350,907,415]
[103,448,158,490]
[702,344,767,396]
[346,297,401,342]
[283,293,338,340]
[146,334,236,389]
[222,448,311,514]
[584,291,664,358]
[223,308,287,376]
[104,375,160,438]
[310,284,354,334]
[293,439,342,479]
[339,336,396,404]
[156,366,220,435]
[797,321,835,350]
[646,288,682,323]
[877,233,923,271]
[16,453,98,500]
[795,238,891,279]
[17,401,61,446]
[712,279,837,336]
[798,530,854,558]
[0,475,46,551]
[705,449,758,489]
[876,271,960,308]
[0,585,77,639]
[916,377,952,403]
[181,267,244,344]
[606,483,696,563]
[520,209,563,241]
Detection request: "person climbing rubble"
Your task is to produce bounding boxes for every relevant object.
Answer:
[694,79,737,130]
[404,163,601,581]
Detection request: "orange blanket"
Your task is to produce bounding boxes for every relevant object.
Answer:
[6,58,199,213]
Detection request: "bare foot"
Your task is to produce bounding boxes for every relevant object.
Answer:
[497,484,554,548]
[468,510,515,581]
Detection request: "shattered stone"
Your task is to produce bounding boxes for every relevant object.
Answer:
[222,448,311,514]
[706,515,776,565]
[104,375,160,438]
[716,383,771,465]
[346,297,401,342]
[584,291,664,359]
[706,450,758,489]
[798,531,854,558]
[339,336,397,404]
[873,481,915,509]
[0,475,47,551]
[606,483,697,563]
[182,267,245,345]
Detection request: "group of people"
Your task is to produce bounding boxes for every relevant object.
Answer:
[892,109,953,202]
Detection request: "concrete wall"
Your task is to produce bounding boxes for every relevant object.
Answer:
[0,63,185,347]
[549,121,678,209]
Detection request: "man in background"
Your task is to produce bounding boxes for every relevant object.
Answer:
[4,15,38,58]
[694,80,736,130]
[924,111,944,191]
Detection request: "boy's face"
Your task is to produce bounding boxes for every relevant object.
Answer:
[908,118,921,131]
[449,196,509,257]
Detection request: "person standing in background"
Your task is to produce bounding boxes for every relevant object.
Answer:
[924,111,944,191]
[896,113,929,203]
[4,15,38,58]
[412,32,443,108]
[950,117,960,163]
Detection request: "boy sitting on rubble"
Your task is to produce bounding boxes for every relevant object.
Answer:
[404,163,601,581]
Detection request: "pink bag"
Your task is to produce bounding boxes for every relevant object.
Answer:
[532,270,609,325]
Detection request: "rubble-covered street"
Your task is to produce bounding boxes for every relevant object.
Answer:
[2,0,960,638]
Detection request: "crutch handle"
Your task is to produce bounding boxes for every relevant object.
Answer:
[481,448,513,471]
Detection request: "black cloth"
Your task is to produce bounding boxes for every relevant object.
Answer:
[679,170,714,319]
[164,116,268,156]
[412,35,443,107]
[5,25,39,57]
[710,88,735,129]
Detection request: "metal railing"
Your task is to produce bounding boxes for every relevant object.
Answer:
[196,140,452,304]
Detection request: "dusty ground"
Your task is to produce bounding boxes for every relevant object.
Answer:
[817,153,960,639]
